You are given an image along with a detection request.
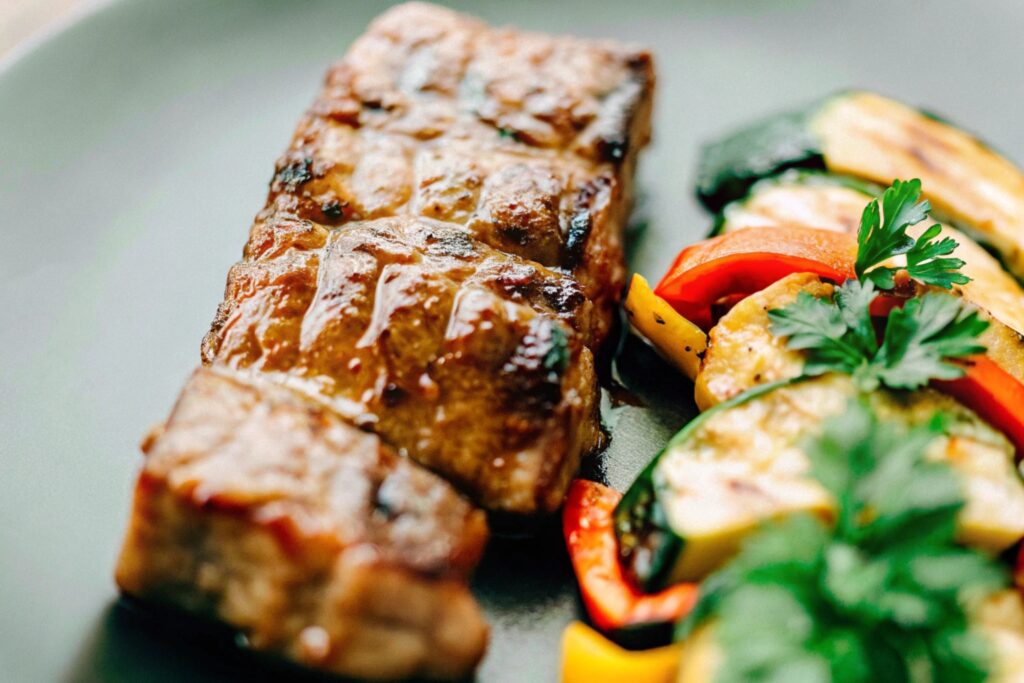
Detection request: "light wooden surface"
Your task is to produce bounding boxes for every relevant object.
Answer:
[0,0,104,59]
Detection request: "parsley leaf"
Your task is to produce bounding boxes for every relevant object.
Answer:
[765,290,865,376]
[542,324,570,374]
[905,224,970,289]
[855,178,970,290]
[856,178,926,283]
[679,402,1007,683]
[769,178,988,392]
[873,294,988,390]
[768,284,988,392]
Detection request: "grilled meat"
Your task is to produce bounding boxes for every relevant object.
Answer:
[203,216,601,513]
[202,2,653,513]
[116,367,489,680]
[264,1,654,344]
[117,3,653,678]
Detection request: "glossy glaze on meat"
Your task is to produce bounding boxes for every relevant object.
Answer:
[204,216,601,513]
[202,2,653,513]
[116,368,489,680]
[263,0,654,343]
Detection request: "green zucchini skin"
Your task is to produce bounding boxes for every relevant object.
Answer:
[613,379,798,593]
[695,101,832,212]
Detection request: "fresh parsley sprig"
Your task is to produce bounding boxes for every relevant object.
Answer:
[769,179,988,392]
[769,283,988,392]
[678,402,1007,683]
[855,179,969,290]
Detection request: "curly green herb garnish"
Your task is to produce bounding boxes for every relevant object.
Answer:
[678,402,1006,683]
[769,180,987,391]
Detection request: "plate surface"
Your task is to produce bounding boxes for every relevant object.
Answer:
[2,1,1023,681]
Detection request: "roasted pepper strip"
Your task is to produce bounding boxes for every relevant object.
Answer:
[560,621,683,683]
[936,356,1024,460]
[624,274,708,381]
[652,229,1024,454]
[654,227,857,329]
[563,479,698,631]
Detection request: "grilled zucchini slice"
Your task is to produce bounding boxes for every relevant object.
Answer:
[614,374,1024,591]
[710,170,880,237]
[698,92,1024,279]
[711,171,1024,344]
[697,271,1024,404]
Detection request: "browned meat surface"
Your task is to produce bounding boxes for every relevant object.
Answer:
[199,2,653,513]
[204,216,600,514]
[116,367,489,680]
[264,1,654,343]
[117,3,653,678]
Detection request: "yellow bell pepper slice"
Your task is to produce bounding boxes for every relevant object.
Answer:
[624,274,708,382]
[560,621,682,683]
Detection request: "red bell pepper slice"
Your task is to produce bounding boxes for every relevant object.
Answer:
[563,479,697,631]
[935,356,1024,460]
[651,228,1024,455]
[654,227,858,329]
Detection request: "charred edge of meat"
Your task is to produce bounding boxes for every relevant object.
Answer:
[541,282,587,317]
[422,229,478,258]
[273,155,315,192]
[589,53,652,163]
[501,317,572,412]
[564,175,613,267]
[490,263,586,325]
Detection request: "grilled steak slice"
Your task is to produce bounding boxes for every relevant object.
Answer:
[198,2,655,513]
[203,216,601,514]
[116,367,489,680]
[264,1,654,344]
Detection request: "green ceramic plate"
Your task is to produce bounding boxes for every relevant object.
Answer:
[2,1,1023,681]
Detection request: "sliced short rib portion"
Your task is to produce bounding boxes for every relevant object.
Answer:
[204,216,601,514]
[202,2,654,513]
[116,368,489,680]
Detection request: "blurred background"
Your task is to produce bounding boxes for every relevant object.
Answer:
[0,0,106,57]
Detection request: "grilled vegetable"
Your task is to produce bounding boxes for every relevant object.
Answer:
[559,621,682,683]
[675,402,1010,683]
[562,479,697,633]
[695,272,831,410]
[711,170,881,237]
[697,91,1024,279]
[623,274,707,381]
[697,273,1024,458]
[654,226,856,329]
[715,170,1024,339]
[614,375,1024,591]
[935,356,1024,461]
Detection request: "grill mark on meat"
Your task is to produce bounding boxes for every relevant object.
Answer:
[208,1,653,510]
[565,174,614,267]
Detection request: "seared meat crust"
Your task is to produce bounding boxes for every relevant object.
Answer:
[263,1,654,342]
[116,367,489,680]
[202,2,652,513]
[204,216,601,513]
[118,4,652,678]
